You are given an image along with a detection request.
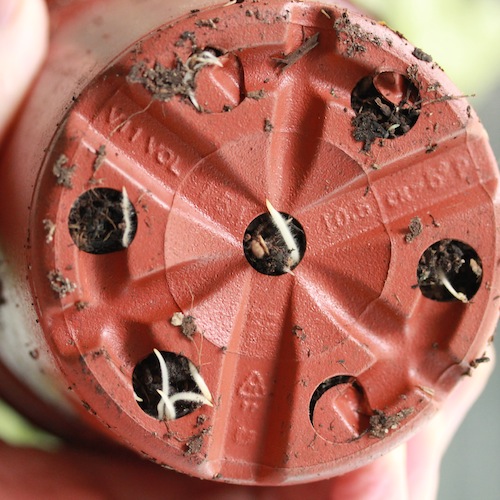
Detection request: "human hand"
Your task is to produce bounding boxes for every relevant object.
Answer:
[0,346,493,499]
[0,0,48,139]
[0,2,495,499]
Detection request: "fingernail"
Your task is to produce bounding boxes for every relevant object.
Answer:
[0,0,19,29]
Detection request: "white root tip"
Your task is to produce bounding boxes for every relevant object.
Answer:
[121,187,133,248]
[438,270,469,303]
[188,361,213,404]
[265,199,300,266]
[157,389,176,421]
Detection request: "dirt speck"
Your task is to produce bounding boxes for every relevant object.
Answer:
[426,143,438,154]
[75,301,89,311]
[52,154,76,188]
[369,408,414,439]
[184,428,210,456]
[247,90,266,100]
[29,349,40,360]
[470,355,490,369]
[292,325,306,341]
[128,49,222,111]
[264,118,273,132]
[47,270,77,298]
[93,145,107,172]
[171,312,197,340]
[334,12,382,57]
[195,17,220,29]
[196,414,208,427]
[273,32,320,71]
[42,219,56,244]
[412,47,433,62]
[405,217,423,243]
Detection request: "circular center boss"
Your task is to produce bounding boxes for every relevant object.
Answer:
[31,0,499,485]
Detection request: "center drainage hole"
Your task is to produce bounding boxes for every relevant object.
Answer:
[68,187,138,254]
[417,239,483,303]
[351,71,421,151]
[132,350,213,421]
[243,205,306,276]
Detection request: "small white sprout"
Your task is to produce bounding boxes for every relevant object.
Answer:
[169,392,213,407]
[121,187,134,248]
[156,389,177,421]
[183,50,224,110]
[186,51,224,72]
[223,0,238,6]
[266,199,300,272]
[470,258,482,278]
[387,123,400,134]
[153,349,213,421]
[133,391,144,403]
[170,312,185,327]
[438,269,468,303]
[188,360,213,405]
[153,349,176,421]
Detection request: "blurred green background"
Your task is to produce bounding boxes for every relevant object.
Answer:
[354,2,500,499]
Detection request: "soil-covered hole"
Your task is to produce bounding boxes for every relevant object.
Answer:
[417,239,483,302]
[68,187,137,254]
[243,210,306,276]
[351,71,421,151]
[132,351,209,421]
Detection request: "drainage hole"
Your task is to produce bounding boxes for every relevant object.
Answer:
[68,187,137,254]
[309,375,371,443]
[351,71,421,151]
[243,204,306,276]
[132,350,213,421]
[417,239,482,302]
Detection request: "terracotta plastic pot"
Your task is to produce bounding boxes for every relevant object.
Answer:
[0,0,498,486]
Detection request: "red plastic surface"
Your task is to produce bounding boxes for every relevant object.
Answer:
[0,0,498,486]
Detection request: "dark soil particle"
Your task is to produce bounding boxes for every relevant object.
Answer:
[369,408,414,439]
[351,73,421,151]
[470,356,491,368]
[246,90,266,100]
[172,313,198,340]
[405,217,423,243]
[334,12,382,57]
[195,17,220,29]
[93,145,106,172]
[273,32,319,71]
[128,59,192,102]
[292,325,306,341]
[185,434,204,455]
[412,47,433,62]
[184,428,210,456]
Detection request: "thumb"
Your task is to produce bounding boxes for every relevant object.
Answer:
[0,0,49,140]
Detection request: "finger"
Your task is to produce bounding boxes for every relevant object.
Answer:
[406,345,495,500]
[0,0,49,140]
[326,444,409,500]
